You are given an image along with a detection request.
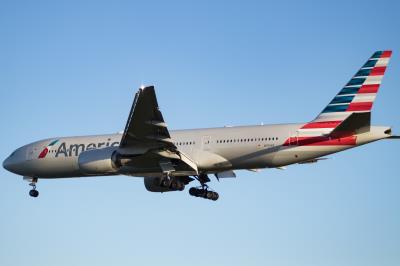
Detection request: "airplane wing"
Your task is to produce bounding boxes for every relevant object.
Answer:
[117,86,198,176]
[120,86,174,149]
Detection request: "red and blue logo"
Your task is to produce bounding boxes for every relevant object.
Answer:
[38,139,59,159]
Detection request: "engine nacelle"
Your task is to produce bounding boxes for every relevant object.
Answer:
[78,147,119,175]
[144,177,175,192]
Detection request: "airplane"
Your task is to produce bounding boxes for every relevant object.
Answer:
[3,50,399,200]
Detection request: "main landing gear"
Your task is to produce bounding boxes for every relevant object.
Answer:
[28,178,39,198]
[159,176,185,191]
[189,173,219,201]
[189,187,219,201]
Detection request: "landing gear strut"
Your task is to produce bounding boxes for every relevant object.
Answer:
[189,173,219,201]
[29,178,39,198]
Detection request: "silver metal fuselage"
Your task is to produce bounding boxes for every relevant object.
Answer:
[3,123,391,179]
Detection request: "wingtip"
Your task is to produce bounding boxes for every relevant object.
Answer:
[137,85,155,93]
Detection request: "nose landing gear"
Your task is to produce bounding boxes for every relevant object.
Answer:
[28,178,39,198]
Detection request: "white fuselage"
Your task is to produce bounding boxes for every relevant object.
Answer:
[3,123,391,179]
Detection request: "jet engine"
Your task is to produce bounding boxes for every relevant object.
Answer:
[78,147,120,175]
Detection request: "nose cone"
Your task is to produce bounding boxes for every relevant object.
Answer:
[3,151,23,174]
[3,156,14,173]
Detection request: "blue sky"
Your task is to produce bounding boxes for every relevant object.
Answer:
[1,1,399,265]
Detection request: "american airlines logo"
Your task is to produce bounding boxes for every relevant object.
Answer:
[38,139,59,158]
[38,139,120,158]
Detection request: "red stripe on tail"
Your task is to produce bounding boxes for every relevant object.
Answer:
[358,84,379,94]
[301,121,342,129]
[381,50,392,58]
[370,66,386,76]
[346,102,373,111]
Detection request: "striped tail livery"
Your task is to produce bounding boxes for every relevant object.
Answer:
[298,50,392,138]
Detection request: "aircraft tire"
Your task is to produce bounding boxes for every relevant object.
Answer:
[212,192,219,201]
[29,189,39,198]
[189,187,197,196]
[206,191,214,200]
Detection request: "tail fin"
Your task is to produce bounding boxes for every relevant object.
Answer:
[299,50,392,136]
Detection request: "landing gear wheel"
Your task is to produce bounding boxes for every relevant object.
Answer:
[170,181,180,190]
[28,178,39,198]
[189,174,220,201]
[177,182,185,191]
[188,187,219,201]
[211,192,219,201]
[206,191,214,200]
[189,187,198,196]
[29,189,39,197]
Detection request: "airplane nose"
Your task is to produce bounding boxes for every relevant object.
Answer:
[3,155,19,174]
[3,157,11,171]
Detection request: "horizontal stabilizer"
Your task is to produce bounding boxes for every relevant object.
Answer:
[330,112,371,136]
